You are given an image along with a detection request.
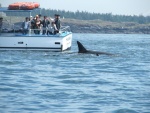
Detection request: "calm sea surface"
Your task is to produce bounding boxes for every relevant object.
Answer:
[0,34,150,113]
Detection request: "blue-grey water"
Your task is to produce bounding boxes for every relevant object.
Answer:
[0,34,150,113]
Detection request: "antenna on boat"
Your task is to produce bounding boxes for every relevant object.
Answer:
[40,8,41,15]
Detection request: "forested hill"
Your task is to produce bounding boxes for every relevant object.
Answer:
[5,8,150,24]
[41,9,150,34]
[41,8,150,24]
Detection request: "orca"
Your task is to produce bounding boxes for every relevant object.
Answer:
[77,41,114,56]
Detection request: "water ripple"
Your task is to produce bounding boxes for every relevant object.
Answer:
[0,34,150,113]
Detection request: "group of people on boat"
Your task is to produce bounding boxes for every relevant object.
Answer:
[21,14,61,35]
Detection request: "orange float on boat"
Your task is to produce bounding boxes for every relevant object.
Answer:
[8,2,40,10]
[33,2,40,8]
[8,3,21,10]
[20,3,35,10]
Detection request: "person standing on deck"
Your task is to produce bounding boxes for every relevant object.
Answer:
[30,16,36,32]
[22,17,30,35]
[42,16,50,35]
[48,21,58,35]
[34,15,42,34]
[54,14,61,33]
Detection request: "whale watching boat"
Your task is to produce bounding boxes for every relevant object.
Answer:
[0,4,72,51]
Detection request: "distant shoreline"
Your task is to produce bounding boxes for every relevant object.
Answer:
[62,19,150,34]
[2,17,150,34]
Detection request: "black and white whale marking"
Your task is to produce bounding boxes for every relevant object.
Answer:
[77,41,114,56]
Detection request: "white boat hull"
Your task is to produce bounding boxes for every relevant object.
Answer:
[0,33,72,51]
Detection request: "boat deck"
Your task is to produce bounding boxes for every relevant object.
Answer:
[0,31,72,37]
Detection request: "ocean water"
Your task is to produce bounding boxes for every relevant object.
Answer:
[0,34,150,113]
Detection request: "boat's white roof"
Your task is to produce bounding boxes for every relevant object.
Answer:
[0,7,40,12]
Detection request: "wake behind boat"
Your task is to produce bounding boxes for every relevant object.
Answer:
[0,6,72,51]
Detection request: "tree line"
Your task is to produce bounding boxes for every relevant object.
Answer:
[4,8,150,24]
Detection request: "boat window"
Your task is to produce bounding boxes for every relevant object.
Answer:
[0,18,15,33]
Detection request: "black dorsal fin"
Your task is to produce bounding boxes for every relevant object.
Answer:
[77,41,87,53]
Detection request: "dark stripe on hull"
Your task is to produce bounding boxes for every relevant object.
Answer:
[0,47,71,51]
[0,47,60,49]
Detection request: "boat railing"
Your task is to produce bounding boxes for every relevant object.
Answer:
[0,25,71,36]
[27,26,71,35]
[60,26,71,33]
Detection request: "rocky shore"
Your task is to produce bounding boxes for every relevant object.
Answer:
[62,19,150,34]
